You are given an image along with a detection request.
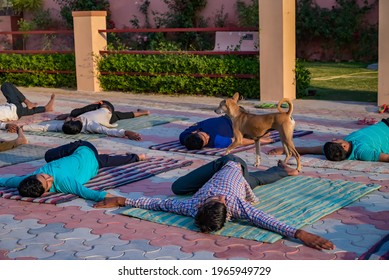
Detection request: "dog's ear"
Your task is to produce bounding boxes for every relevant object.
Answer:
[232,92,240,101]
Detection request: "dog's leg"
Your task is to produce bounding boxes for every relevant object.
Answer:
[225,129,243,155]
[254,139,261,167]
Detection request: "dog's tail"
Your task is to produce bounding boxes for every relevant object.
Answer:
[277,98,293,116]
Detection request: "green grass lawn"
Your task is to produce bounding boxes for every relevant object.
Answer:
[302,62,378,102]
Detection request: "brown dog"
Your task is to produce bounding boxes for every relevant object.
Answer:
[214,92,301,171]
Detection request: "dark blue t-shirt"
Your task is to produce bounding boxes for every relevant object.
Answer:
[179,115,233,148]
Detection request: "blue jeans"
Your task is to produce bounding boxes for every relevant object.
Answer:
[171,155,289,195]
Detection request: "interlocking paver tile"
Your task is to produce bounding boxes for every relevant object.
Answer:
[19,232,62,246]
[56,228,99,242]
[46,238,92,253]
[114,239,160,253]
[85,233,129,248]
[144,245,193,260]
[7,244,54,259]
[76,244,124,259]
[188,251,218,259]
[111,249,147,260]
[29,223,73,235]
[42,251,79,260]
[0,237,26,251]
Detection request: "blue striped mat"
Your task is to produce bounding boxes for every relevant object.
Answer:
[121,176,380,243]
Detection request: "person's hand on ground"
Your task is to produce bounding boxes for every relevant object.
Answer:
[5,123,19,133]
[267,147,284,155]
[124,130,142,141]
[93,196,126,208]
[295,229,335,250]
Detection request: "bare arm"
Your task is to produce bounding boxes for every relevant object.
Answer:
[378,153,389,162]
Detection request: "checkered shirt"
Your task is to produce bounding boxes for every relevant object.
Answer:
[125,161,297,237]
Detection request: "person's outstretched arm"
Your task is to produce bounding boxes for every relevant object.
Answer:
[94,196,196,217]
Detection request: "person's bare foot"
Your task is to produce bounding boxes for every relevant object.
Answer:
[295,229,334,250]
[15,127,28,145]
[24,99,38,109]
[267,147,284,155]
[137,154,146,161]
[44,94,56,112]
[134,109,150,117]
[277,160,298,176]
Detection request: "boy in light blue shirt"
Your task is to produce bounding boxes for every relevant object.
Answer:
[0,140,144,201]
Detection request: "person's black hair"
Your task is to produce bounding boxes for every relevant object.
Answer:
[323,142,352,161]
[195,200,227,233]
[62,120,83,135]
[18,175,45,197]
[184,133,205,150]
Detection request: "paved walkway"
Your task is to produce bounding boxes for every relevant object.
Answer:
[0,87,388,260]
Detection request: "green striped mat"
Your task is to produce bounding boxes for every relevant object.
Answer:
[25,115,188,140]
[121,176,380,243]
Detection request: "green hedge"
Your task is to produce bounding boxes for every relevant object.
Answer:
[98,54,260,98]
[98,54,310,98]
[0,54,76,88]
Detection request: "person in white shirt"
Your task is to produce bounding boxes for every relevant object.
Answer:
[21,100,149,140]
[0,82,55,122]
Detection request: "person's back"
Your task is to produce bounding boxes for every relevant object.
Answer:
[345,121,389,161]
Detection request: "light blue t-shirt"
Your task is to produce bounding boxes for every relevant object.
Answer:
[0,146,106,201]
[345,121,389,161]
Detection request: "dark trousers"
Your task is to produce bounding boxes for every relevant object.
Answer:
[69,100,135,124]
[1,82,45,117]
[171,155,289,195]
[44,140,140,168]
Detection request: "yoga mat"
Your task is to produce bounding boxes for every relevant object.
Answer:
[121,176,380,243]
[0,157,193,204]
[358,234,389,260]
[25,115,188,140]
[0,144,48,167]
[149,130,313,156]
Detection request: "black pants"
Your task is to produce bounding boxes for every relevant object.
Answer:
[1,82,45,118]
[171,155,289,195]
[44,140,140,168]
[69,100,135,124]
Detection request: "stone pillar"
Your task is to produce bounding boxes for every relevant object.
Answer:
[72,11,107,92]
[259,0,296,101]
[378,1,389,105]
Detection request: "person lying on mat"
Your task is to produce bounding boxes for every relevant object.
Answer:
[0,124,28,152]
[267,117,389,162]
[0,82,55,122]
[94,155,334,251]
[20,100,149,141]
[0,140,145,201]
[179,115,272,150]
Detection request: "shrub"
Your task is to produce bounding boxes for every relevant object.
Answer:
[0,54,76,87]
[97,53,311,99]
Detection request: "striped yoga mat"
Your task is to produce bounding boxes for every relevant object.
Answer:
[149,129,313,156]
[25,115,188,140]
[358,233,389,260]
[0,157,192,204]
[121,176,380,243]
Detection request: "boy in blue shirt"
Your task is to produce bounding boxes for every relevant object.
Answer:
[267,118,389,162]
[0,140,145,201]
